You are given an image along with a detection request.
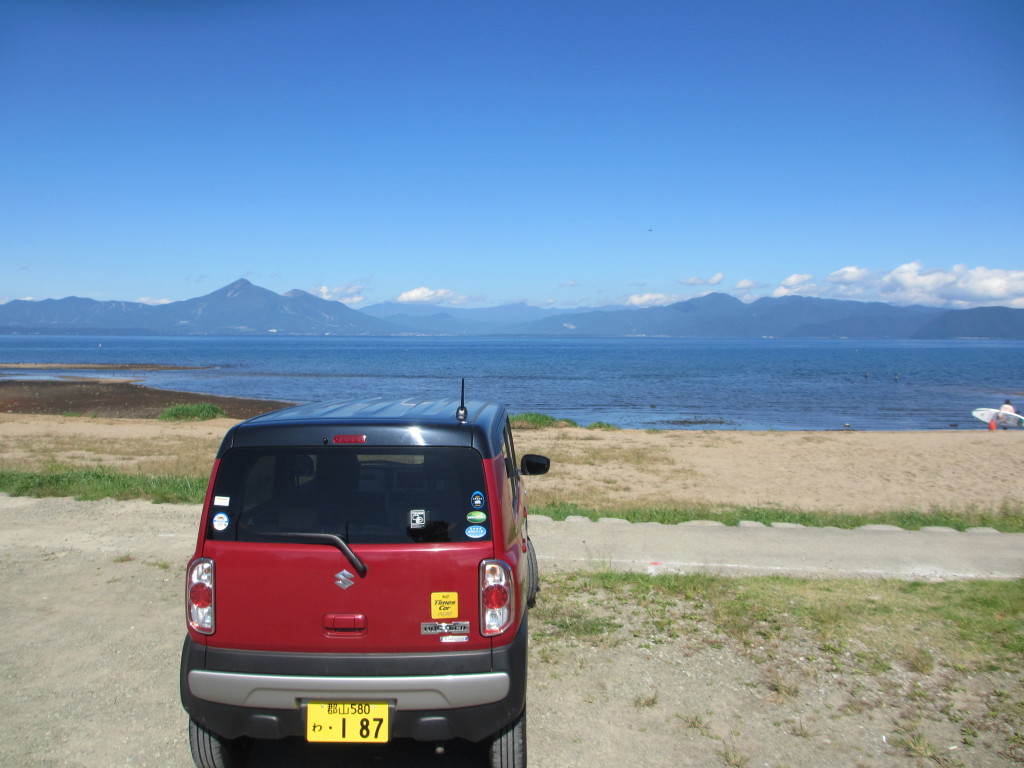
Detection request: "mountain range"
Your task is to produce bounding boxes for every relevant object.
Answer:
[1,278,1022,338]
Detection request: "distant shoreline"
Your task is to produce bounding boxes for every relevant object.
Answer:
[1,362,208,371]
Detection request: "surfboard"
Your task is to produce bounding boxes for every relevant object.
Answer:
[972,408,1024,428]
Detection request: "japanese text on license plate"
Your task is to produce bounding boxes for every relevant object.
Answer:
[306,701,389,743]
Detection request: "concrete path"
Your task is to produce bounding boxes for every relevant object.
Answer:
[529,515,1024,581]
[0,494,1020,582]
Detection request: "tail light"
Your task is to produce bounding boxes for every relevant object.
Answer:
[480,560,514,636]
[187,558,215,635]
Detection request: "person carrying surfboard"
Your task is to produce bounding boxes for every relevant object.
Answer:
[972,404,1023,429]
[991,399,1020,430]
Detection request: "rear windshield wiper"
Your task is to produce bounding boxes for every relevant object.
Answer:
[258,532,367,578]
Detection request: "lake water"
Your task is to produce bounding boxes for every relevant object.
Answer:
[0,335,1020,431]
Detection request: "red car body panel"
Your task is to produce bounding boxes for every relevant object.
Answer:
[196,539,496,653]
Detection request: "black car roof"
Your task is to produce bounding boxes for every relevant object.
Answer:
[217,397,509,458]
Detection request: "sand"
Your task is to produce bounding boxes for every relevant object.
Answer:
[517,426,1024,515]
[1,378,1022,515]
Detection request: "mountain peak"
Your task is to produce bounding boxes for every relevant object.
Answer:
[220,278,259,297]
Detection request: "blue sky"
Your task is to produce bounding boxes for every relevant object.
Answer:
[2,0,1022,310]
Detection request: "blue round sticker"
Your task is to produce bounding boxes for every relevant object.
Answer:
[465,525,487,539]
[470,491,485,509]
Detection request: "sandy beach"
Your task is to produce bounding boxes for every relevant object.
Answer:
[518,424,1024,516]
[1,377,1022,517]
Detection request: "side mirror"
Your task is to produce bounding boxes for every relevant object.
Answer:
[520,454,550,476]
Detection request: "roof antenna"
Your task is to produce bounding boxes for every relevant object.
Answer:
[456,378,467,422]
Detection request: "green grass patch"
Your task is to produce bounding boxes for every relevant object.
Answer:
[510,412,580,429]
[901,578,1024,658]
[0,466,206,504]
[510,412,621,430]
[157,402,227,421]
[539,602,620,639]
[538,570,1024,671]
[531,501,1024,533]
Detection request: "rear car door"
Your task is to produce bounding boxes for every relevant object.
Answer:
[198,445,498,653]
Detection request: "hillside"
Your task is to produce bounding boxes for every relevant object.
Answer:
[1,280,1022,338]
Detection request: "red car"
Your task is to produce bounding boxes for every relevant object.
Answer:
[180,395,549,768]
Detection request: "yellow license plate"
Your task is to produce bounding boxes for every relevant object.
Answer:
[306,701,389,743]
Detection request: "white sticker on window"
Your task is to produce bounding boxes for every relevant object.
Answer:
[214,496,230,507]
[212,512,229,531]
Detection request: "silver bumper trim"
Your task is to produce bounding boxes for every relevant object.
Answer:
[188,670,510,711]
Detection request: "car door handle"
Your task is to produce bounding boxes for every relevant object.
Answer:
[324,613,367,632]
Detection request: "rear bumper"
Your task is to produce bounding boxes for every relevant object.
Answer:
[181,617,527,743]
[187,669,510,710]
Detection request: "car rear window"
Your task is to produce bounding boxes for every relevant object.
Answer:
[207,446,491,544]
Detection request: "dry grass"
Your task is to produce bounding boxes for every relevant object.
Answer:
[0,433,216,476]
[530,571,1023,766]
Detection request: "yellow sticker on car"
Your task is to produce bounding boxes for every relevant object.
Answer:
[431,592,458,619]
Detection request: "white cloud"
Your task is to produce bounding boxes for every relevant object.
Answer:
[876,262,1024,308]
[681,272,725,286]
[877,262,952,305]
[732,279,763,302]
[315,283,365,305]
[136,297,171,305]
[396,286,469,305]
[772,273,815,297]
[824,266,873,297]
[626,293,679,307]
[560,279,581,288]
[782,273,813,287]
[828,266,872,285]
[749,262,1024,307]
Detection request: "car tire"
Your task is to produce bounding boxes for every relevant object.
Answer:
[525,537,539,608]
[488,708,526,768]
[188,718,248,768]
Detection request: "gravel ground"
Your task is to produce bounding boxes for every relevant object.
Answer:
[1,494,1021,768]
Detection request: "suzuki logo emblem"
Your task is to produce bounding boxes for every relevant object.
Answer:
[334,569,356,590]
